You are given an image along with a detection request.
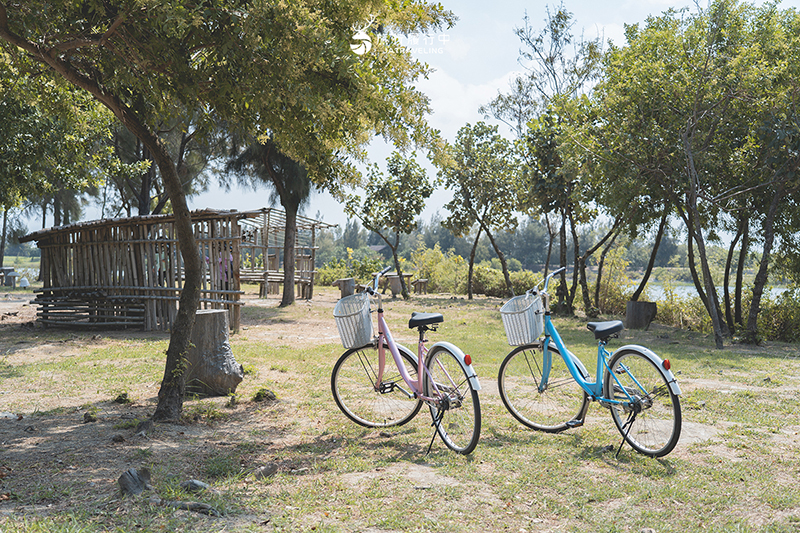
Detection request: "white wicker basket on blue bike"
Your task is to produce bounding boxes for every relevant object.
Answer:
[500,293,544,345]
[333,292,373,349]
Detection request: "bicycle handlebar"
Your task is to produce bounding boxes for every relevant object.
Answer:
[542,267,566,293]
[367,266,393,294]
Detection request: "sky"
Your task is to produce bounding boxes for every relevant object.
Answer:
[96,0,800,230]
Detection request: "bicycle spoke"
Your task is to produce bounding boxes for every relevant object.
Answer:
[424,347,480,455]
[331,344,423,428]
[498,344,589,432]
[604,350,681,457]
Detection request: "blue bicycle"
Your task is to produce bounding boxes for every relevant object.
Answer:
[497,267,682,457]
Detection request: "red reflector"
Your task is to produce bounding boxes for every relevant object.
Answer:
[662,359,671,371]
[464,354,472,366]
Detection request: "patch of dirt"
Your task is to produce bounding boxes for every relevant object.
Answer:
[0,289,790,529]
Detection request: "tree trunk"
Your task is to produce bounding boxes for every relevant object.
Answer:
[467,226,483,300]
[631,211,668,302]
[0,208,6,267]
[734,216,749,326]
[0,19,203,419]
[595,231,619,312]
[148,134,201,421]
[544,213,556,278]
[568,209,580,313]
[723,216,744,333]
[480,220,514,298]
[745,185,783,344]
[683,132,724,349]
[280,204,298,307]
[556,207,569,314]
[626,300,658,330]
[578,220,620,318]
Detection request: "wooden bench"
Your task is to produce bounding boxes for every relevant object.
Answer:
[411,278,429,294]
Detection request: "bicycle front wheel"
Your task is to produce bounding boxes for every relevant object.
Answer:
[498,343,590,432]
[604,349,681,457]
[424,346,481,455]
[331,343,423,428]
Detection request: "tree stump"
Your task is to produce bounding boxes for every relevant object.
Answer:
[625,301,658,330]
[184,309,244,396]
[387,275,403,298]
[333,278,356,298]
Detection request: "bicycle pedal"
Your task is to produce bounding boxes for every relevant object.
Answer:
[565,419,584,428]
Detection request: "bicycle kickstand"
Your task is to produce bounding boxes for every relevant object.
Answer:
[616,411,637,458]
[425,410,445,456]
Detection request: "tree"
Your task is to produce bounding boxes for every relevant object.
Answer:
[586,0,800,347]
[440,122,519,298]
[105,117,218,217]
[348,152,432,299]
[482,4,602,311]
[1,0,454,420]
[225,139,312,307]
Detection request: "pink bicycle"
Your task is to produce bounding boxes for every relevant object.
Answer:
[332,267,481,454]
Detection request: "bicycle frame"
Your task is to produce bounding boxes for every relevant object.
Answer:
[366,272,481,406]
[537,270,680,407]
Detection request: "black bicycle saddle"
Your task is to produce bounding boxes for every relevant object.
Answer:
[409,312,444,329]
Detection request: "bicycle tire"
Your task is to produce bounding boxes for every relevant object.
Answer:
[497,343,590,432]
[603,349,681,457]
[331,343,423,428]
[423,346,481,455]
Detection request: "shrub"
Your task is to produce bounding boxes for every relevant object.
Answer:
[470,265,507,297]
[653,281,711,332]
[316,251,384,286]
[316,258,348,286]
[756,288,800,343]
[594,246,636,315]
[411,243,467,294]
[510,270,538,295]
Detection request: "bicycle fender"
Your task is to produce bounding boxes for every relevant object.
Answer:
[428,341,482,391]
[617,344,681,396]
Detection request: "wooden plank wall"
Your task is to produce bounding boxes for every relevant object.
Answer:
[33,213,243,332]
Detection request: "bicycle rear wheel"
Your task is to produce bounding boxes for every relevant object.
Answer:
[424,346,481,455]
[331,343,423,428]
[603,349,681,457]
[497,343,589,432]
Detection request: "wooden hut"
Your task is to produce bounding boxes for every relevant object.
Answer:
[238,208,335,298]
[20,208,334,332]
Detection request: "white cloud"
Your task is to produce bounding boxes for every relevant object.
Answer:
[418,68,522,141]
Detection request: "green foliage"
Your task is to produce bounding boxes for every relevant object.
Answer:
[316,252,384,286]
[652,282,712,333]
[594,246,636,316]
[316,258,348,286]
[410,243,466,293]
[469,265,507,297]
[757,289,800,343]
[509,270,539,296]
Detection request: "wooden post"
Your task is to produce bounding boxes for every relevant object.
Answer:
[625,301,658,330]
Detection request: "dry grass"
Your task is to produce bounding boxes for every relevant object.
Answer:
[0,286,798,532]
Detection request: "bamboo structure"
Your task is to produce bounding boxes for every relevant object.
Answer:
[21,208,334,332]
[239,208,335,298]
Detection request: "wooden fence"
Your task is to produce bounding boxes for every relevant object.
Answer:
[21,210,256,331]
[21,208,336,331]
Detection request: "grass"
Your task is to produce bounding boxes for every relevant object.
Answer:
[0,288,799,532]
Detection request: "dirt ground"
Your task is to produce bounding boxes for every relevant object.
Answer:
[0,290,342,524]
[0,289,796,530]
